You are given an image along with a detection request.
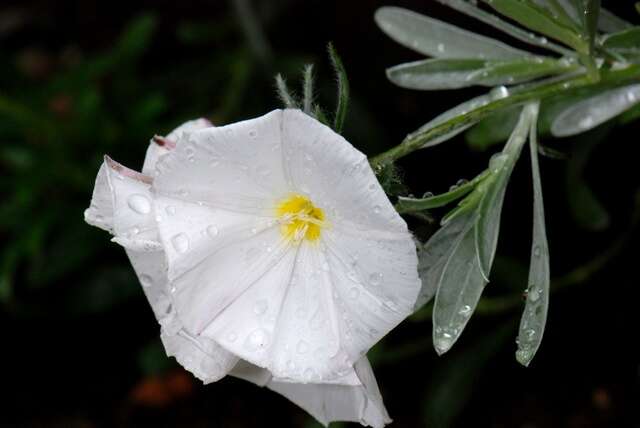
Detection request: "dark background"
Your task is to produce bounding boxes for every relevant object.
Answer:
[1,0,639,427]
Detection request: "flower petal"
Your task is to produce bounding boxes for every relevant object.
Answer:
[152,110,290,205]
[280,109,407,234]
[84,156,154,238]
[142,118,212,175]
[232,357,391,428]
[318,229,419,359]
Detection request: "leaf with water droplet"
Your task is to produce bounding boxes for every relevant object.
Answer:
[397,170,490,213]
[475,103,537,281]
[375,6,530,60]
[602,27,640,62]
[551,84,640,137]
[482,0,588,53]
[386,57,573,90]
[597,8,633,33]
[516,109,550,367]
[434,0,574,56]
[431,210,488,355]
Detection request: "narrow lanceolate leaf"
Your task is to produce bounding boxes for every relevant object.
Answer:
[327,42,350,133]
[435,0,574,56]
[516,108,550,366]
[427,104,538,355]
[431,211,489,355]
[374,6,530,60]
[602,27,640,61]
[386,57,576,90]
[414,212,474,311]
[397,170,490,213]
[482,0,587,53]
[597,8,633,33]
[475,104,537,280]
[551,84,640,137]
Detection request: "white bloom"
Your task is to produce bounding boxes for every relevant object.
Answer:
[85,110,419,427]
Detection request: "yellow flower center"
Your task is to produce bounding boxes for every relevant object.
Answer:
[276,194,325,242]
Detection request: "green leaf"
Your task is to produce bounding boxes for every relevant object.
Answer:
[516,109,550,366]
[327,43,350,133]
[551,83,640,136]
[396,170,490,213]
[602,27,640,61]
[475,103,537,280]
[431,210,488,355]
[482,0,588,53]
[386,57,576,90]
[465,106,521,149]
[435,0,574,56]
[598,8,633,33]
[375,6,530,60]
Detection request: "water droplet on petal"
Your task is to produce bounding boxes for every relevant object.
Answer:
[296,340,309,354]
[171,233,190,253]
[348,287,360,300]
[127,194,151,214]
[373,205,381,214]
[165,205,176,216]
[253,299,268,316]
[369,272,383,286]
[245,329,270,352]
[206,225,219,239]
[139,274,152,288]
[227,332,238,342]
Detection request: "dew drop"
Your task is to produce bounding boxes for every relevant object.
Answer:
[348,287,360,300]
[253,299,268,316]
[171,233,190,253]
[489,153,508,173]
[206,225,219,239]
[533,245,542,257]
[369,272,383,286]
[490,85,510,100]
[139,274,152,288]
[373,205,381,214]
[422,191,434,198]
[165,205,177,216]
[127,194,151,214]
[303,368,315,380]
[528,287,540,302]
[248,129,258,138]
[245,329,270,352]
[436,43,445,53]
[296,340,309,354]
[227,332,238,342]
[458,305,472,316]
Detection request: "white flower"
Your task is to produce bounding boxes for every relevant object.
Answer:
[85,110,419,427]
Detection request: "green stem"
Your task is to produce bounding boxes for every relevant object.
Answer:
[369,65,640,170]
